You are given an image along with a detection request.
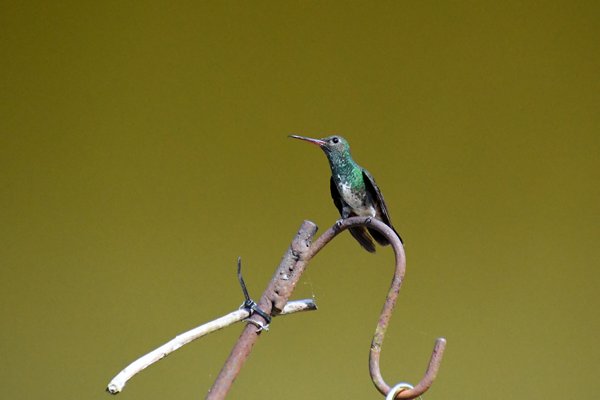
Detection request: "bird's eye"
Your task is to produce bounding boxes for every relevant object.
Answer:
[332,137,339,144]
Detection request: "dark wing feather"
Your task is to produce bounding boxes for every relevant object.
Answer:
[330,176,376,252]
[329,177,344,216]
[362,169,403,244]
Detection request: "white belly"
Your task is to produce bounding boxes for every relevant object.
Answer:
[339,182,376,217]
[353,205,377,217]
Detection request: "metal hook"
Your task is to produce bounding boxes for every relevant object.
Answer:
[306,217,447,399]
[365,218,446,399]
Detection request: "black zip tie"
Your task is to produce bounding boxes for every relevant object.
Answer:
[237,257,272,327]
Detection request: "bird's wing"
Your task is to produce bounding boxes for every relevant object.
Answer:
[362,169,403,244]
[362,169,393,226]
[329,176,344,216]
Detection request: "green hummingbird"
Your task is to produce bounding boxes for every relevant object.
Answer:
[290,134,403,252]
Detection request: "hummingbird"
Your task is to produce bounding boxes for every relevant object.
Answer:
[289,134,403,252]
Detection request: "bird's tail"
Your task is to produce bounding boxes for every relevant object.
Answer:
[368,224,403,246]
[349,226,376,253]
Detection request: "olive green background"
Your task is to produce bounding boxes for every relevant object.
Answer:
[1,1,598,399]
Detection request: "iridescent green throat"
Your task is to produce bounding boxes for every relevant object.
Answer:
[326,150,365,190]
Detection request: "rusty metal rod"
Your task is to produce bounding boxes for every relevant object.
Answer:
[306,217,446,399]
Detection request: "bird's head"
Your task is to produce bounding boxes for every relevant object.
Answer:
[289,135,350,158]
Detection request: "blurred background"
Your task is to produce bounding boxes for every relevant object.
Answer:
[1,1,598,399]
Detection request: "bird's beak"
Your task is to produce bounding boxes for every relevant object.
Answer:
[288,135,326,147]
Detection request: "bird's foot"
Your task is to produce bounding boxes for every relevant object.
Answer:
[334,219,344,231]
[364,217,372,224]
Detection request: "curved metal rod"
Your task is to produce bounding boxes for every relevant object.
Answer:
[305,217,446,399]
